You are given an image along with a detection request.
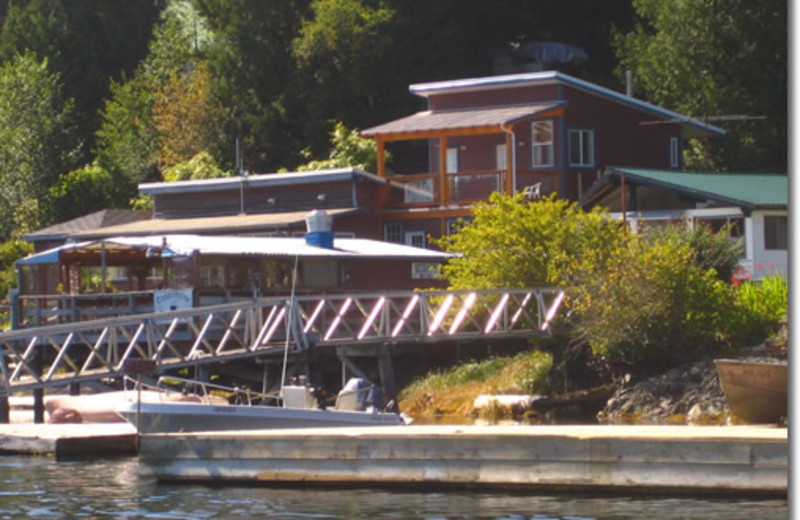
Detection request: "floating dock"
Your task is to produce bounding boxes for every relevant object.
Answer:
[138,424,787,496]
[0,423,137,458]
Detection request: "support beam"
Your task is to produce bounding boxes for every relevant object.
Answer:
[439,136,449,206]
[377,345,396,404]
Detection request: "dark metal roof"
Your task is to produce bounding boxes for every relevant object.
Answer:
[406,71,725,138]
[71,208,360,239]
[361,102,566,138]
[139,168,384,196]
[23,210,151,242]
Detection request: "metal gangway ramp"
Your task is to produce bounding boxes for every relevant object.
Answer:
[0,288,565,392]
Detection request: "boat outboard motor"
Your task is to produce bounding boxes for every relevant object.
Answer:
[335,378,373,411]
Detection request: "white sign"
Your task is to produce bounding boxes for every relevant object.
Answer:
[154,289,194,313]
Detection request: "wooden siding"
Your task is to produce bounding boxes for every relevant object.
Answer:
[560,86,681,200]
[348,258,446,291]
[153,181,360,219]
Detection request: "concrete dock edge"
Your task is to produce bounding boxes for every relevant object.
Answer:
[138,424,787,496]
[0,423,137,458]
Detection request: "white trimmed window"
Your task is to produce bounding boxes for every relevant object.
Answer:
[764,215,788,250]
[405,230,426,248]
[568,128,594,167]
[531,120,554,167]
[446,147,459,173]
[495,144,507,170]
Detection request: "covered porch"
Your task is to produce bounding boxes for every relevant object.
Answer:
[361,101,567,208]
[12,234,450,328]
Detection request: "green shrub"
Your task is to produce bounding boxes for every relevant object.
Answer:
[398,351,554,416]
[731,275,788,347]
[572,225,737,375]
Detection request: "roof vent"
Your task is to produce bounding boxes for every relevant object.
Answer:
[305,209,334,248]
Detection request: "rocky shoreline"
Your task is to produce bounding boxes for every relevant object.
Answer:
[598,342,787,426]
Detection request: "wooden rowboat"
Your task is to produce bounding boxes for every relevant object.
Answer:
[715,359,788,424]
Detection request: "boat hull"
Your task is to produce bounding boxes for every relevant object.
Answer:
[715,359,787,424]
[116,401,406,433]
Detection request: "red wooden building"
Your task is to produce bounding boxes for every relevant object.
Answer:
[360,70,725,245]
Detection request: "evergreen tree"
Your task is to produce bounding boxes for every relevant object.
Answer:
[615,0,787,172]
[0,51,77,238]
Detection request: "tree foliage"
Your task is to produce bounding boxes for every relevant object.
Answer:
[436,193,624,290]
[95,0,203,193]
[0,51,76,239]
[570,225,737,374]
[47,161,117,223]
[615,0,787,172]
[292,0,395,140]
[440,196,769,378]
[152,63,226,169]
[295,121,386,173]
[162,151,231,181]
[0,0,160,161]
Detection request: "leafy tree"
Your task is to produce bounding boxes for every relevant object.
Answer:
[0,0,161,162]
[291,0,395,152]
[570,225,740,375]
[195,0,308,172]
[153,63,226,170]
[47,161,117,223]
[0,51,77,239]
[615,0,787,172]
[95,0,202,193]
[295,122,386,173]
[0,237,31,302]
[162,151,231,181]
[436,193,624,290]
[95,75,159,195]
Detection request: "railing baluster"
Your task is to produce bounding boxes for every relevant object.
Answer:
[0,288,561,391]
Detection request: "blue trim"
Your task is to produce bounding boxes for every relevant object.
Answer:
[16,249,60,266]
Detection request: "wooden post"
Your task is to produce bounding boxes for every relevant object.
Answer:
[33,350,44,424]
[0,349,9,424]
[377,345,396,407]
[505,130,514,195]
[439,135,449,205]
[377,138,389,209]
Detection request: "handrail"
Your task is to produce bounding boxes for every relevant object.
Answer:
[0,288,566,392]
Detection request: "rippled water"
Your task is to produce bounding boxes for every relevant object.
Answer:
[0,456,787,519]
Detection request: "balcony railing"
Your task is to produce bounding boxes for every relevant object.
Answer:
[383,170,564,208]
[386,170,507,208]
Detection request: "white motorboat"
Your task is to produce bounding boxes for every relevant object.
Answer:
[115,377,409,433]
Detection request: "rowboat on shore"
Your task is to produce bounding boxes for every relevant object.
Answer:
[714,359,787,424]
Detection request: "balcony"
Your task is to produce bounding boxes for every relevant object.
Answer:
[385,170,506,208]
[383,170,560,208]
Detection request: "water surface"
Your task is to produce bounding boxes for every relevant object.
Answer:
[0,456,787,519]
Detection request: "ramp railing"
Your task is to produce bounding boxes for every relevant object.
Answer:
[0,288,565,391]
